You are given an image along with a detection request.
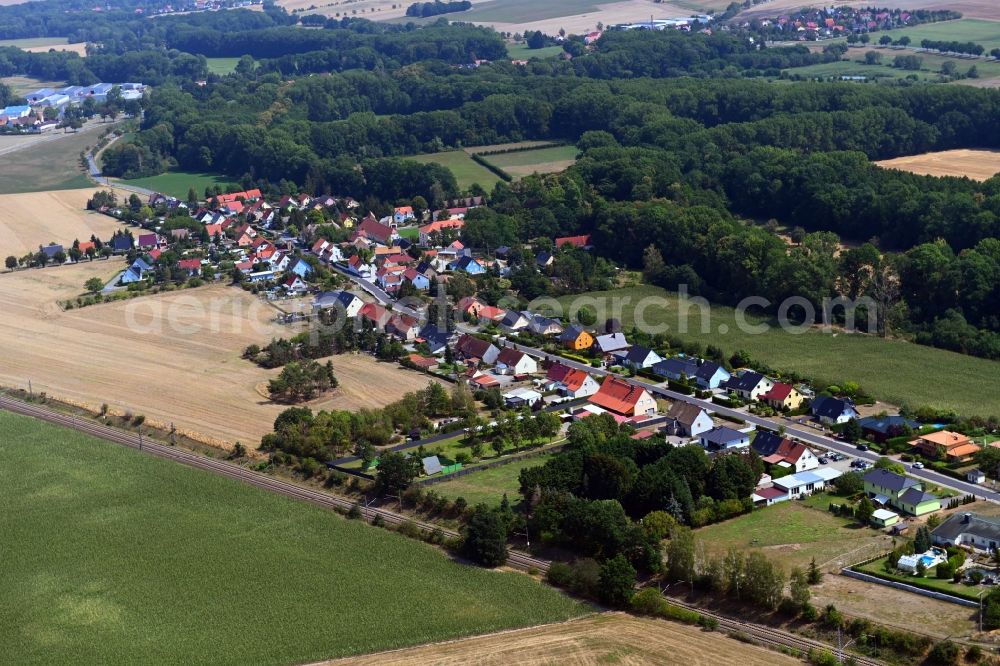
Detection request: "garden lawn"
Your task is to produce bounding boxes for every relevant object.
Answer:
[116,170,237,200]
[433,453,554,506]
[695,501,888,570]
[856,557,982,602]
[556,285,1000,417]
[404,150,502,191]
[0,411,587,666]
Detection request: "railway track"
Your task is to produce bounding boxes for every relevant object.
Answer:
[0,395,551,574]
[665,596,884,666]
[1,394,881,662]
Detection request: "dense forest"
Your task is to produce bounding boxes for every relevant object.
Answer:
[0,2,996,360]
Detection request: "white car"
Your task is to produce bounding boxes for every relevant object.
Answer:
[912,462,924,469]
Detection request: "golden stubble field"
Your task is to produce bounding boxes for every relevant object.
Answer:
[875,149,1000,181]
[0,188,125,258]
[324,612,800,666]
[0,263,442,447]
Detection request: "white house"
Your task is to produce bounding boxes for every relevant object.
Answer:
[932,513,1000,553]
[665,402,714,438]
[771,467,841,500]
[723,370,774,401]
[313,290,363,317]
[495,348,538,376]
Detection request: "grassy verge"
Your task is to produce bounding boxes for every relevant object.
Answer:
[557,284,1000,416]
[0,410,587,665]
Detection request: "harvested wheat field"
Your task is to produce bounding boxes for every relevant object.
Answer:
[0,188,124,258]
[875,149,1000,181]
[0,264,443,447]
[324,612,799,666]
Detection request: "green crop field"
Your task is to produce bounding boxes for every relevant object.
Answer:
[116,170,237,199]
[888,19,1000,53]
[481,146,578,178]
[695,502,887,570]
[556,284,1000,416]
[433,453,554,506]
[506,43,564,60]
[405,150,502,191]
[0,411,587,666]
[205,57,240,75]
[456,0,601,24]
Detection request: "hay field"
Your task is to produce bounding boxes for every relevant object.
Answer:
[0,37,89,56]
[467,0,692,35]
[875,149,1000,181]
[481,145,578,178]
[0,265,443,446]
[280,0,691,35]
[0,189,123,258]
[0,120,109,193]
[326,612,799,666]
[0,75,65,95]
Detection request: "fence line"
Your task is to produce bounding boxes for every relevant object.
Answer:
[841,568,979,608]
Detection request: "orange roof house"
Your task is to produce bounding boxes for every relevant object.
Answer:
[589,376,657,417]
[555,234,591,249]
[910,431,979,462]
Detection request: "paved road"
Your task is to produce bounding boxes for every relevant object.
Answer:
[331,267,999,502]
[501,338,1000,502]
[85,131,158,198]
[329,264,422,318]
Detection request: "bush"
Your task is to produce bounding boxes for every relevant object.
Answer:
[546,561,575,588]
[630,587,664,615]
[801,603,818,622]
[966,645,982,662]
[697,614,719,631]
[807,649,839,666]
[928,640,960,665]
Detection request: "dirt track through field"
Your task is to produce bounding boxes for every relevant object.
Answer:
[322,612,800,665]
[0,264,442,447]
[0,188,125,258]
[875,149,1000,181]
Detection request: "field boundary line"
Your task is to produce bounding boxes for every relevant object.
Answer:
[306,612,607,666]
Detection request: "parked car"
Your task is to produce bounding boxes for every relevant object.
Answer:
[818,457,830,465]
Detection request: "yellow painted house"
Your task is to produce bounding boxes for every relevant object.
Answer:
[758,382,805,410]
[560,325,594,351]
